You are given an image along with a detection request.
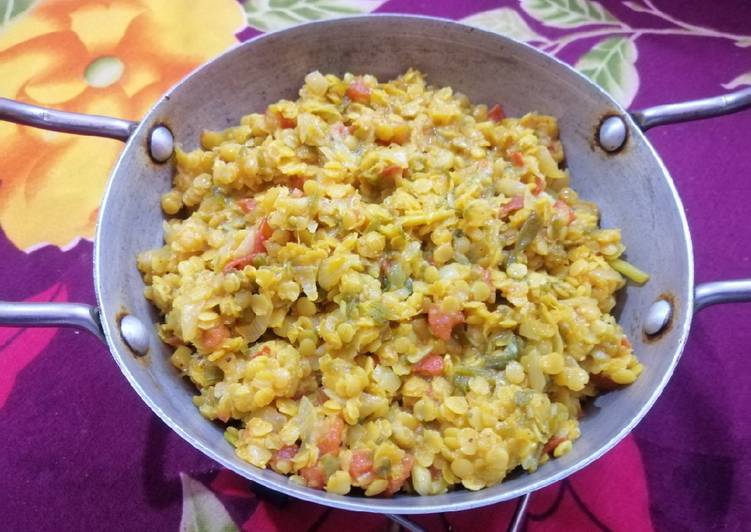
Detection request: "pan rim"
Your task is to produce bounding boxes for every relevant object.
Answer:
[93,13,695,514]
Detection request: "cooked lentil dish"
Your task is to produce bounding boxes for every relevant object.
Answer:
[137,69,648,496]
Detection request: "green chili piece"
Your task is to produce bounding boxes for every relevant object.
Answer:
[484,336,521,370]
[320,454,339,477]
[452,375,471,393]
[386,262,407,289]
[454,366,495,379]
[223,427,239,447]
[509,212,542,263]
[484,353,517,370]
[505,336,521,358]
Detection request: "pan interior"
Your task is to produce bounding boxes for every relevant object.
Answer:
[94,15,693,514]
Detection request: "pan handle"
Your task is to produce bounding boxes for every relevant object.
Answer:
[694,280,751,313]
[0,98,136,344]
[0,97,137,141]
[629,90,751,316]
[0,301,105,342]
[631,87,751,131]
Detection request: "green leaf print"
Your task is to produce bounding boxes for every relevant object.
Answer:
[0,0,35,28]
[521,0,618,28]
[245,0,386,32]
[575,37,639,107]
[461,8,547,43]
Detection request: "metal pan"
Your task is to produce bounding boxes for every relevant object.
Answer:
[1,15,750,518]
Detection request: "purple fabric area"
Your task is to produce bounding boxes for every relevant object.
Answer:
[1,1,750,530]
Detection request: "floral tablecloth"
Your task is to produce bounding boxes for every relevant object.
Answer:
[1,1,749,530]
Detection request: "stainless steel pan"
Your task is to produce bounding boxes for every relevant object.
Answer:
[1,15,750,519]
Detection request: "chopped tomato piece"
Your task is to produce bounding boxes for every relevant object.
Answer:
[510,151,525,167]
[349,450,374,480]
[488,104,505,122]
[252,217,273,254]
[543,436,567,455]
[237,198,256,214]
[164,335,182,347]
[533,176,545,196]
[279,114,296,129]
[251,345,272,359]
[223,255,253,272]
[258,217,273,241]
[300,465,325,489]
[384,454,415,496]
[381,165,403,180]
[333,122,352,138]
[499,195,524,218]
[346,79,371,104]
[317,416,345,456]
[427,305,465,341]
[270,445,299,468]
[553,199,575,224]
[413,354,444,377]
[201,325,229,350]
[224,218,273,272]
[289,176,307,191]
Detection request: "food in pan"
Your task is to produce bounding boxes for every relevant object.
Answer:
[137,69,647,496]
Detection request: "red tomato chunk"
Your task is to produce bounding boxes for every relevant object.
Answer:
[317,416,345,456]
[201,325,229,350]
[384,454,415,496]
[223,218,273,272]
[381,165,403,179]
[543,436,567,455]
[413,354,444,377]
[300,465,325,489]
[237,198,256,214]
[488,104,505,122]
[270,445,299,468]
[553,199,575,224]
[346,79,371,104]
[279,115,296,129]
[349,450,374,480]
[533,176,545,195]
[427,306,465,341]
[499,195,524,218]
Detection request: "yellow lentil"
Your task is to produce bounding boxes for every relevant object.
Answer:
[138,69,645,498]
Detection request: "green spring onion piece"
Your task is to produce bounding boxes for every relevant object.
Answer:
[609,258,650,284]
[484,336,521,370]
[224,427,239,447]
[320,454,340,477]
[452,375,471,393]
[509,212,542,264]
[386,262,407,289]
[454,366,495,379]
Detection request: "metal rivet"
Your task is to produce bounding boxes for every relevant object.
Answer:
[644,299,672,336]
[149,125,174,163]
[120,314,150,355]
[598,116,627,152]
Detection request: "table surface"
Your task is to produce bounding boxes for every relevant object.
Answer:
[1,1,749,530]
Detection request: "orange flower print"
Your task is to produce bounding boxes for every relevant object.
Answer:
[0,0,245,251]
